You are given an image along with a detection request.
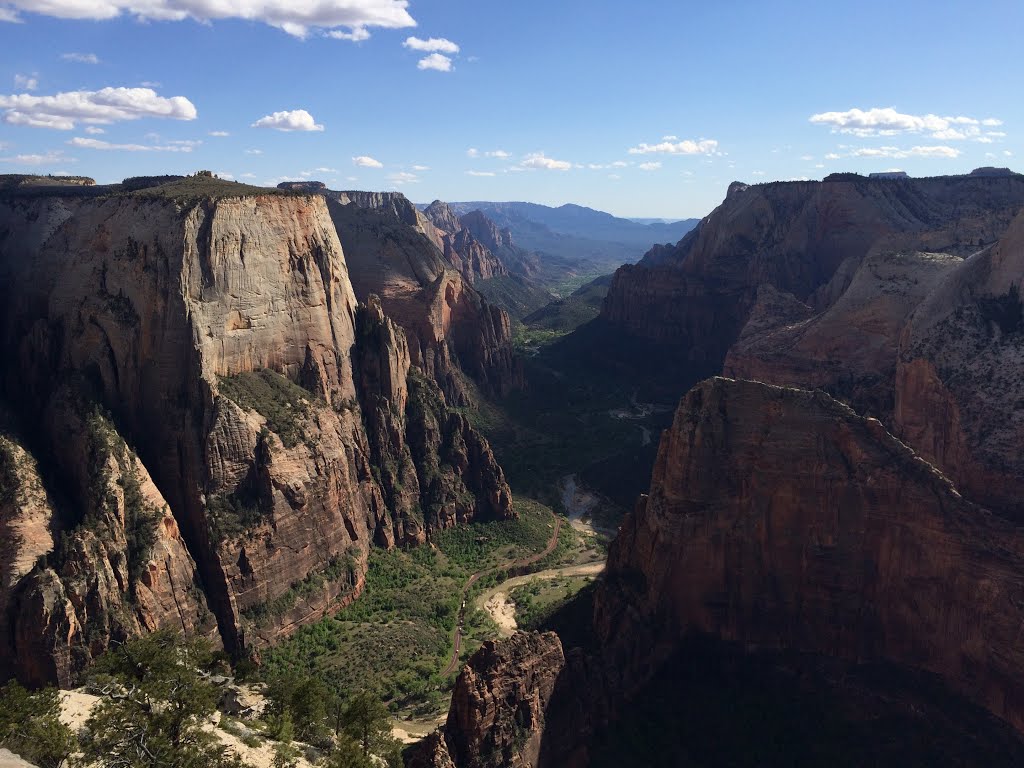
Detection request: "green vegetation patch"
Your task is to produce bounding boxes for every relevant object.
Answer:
[510,575,594,631]
[217,369,314,448]
[261,500,563,717]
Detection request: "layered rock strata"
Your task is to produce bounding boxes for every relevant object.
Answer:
[0,181,514,684]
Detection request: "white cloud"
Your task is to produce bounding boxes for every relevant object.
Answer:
[84,126,105,134]
[610,160,628,168]
[607,173,621,180]
[244,148,263,155]
[520,152,571,171]
[60,52,99,64]
[809,107,1002,140]
[214,171,234,179]
[69,136,200,152]
[252,109,323,132]
[412,164,429,171]
[0,86,196,130]
[239,172,257,178]
[403,36,459,54]
[14,74,38,91]
[983,118,1004,127]
[466,148,479,158]
[315,166,337,173]
[2,1,416,39]
[824,152,840,160]
[662,134,678,141]
[486,149,509,158]
[0,150,68,165]
[851,145,960,159]
[800,154,814,161]
[209,130,230,137]
[1005,150,1014,157]
[751,171,766,176]
[628,138,718,155]
[327,27,370,41]
[638,161,662,171]
[466,170,495,177]
[417,53,453,72]
[353,155,383,168]
[387,171,418,185]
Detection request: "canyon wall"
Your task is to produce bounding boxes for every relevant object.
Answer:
[0,181,513,684]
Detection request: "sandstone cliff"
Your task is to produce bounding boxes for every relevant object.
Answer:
[600,174,1024,392]
[406,632,578,768]
[421,200,509,284]
[895,208,1024,520]
[327,195,521,404]
[0,178,515,683]
[595,377,1024,732]
[725,250,961,420]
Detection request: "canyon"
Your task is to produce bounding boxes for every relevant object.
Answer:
[0,176,514,686]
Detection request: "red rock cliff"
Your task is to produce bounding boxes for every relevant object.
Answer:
[595,377,1024,732]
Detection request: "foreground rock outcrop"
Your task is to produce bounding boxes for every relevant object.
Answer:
[406,632,577,768]
[421,377,1024,766]
[0,177,514,684]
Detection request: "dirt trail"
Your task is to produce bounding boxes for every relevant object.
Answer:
[441,515,563,677]
[477,561,605,637]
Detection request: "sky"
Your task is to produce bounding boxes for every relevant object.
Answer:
[1,0,1022,219]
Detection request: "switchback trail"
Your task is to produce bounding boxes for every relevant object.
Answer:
[441,514,563,677]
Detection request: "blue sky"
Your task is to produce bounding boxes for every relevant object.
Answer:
[1,0,1022,218]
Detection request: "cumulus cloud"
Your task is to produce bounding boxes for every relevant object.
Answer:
[1,0,416,39]
[850,145,960,159]
[209,130,230,137]
[520,152,571,171]
[252,109,323,132]
[417,53,453,72]
[352,155,383,168]
[61,52,99,64]
[638,161,662,171]
[403,36,459,54]
[809,107,1004,140]
[69,136,201,152]
[0,86,196,130]
[14,74,38,91]
[84,126,105,134]
[466,170,495,177]
[824,152,841,160]
[628,138,718,155]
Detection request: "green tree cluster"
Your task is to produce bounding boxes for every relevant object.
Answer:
[0,681,75,768]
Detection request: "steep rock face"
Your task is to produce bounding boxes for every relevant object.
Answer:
[408,633,569,768]
[895,209,1024,520]
[725,250,961,421]
[10,391,213,687]
[327,196,521,403]
[459,210,540,278]
[354,297,514,547]
[595,377,1024,732]
[0,185,515,678]
[0,424,58,681]
[601,175,1024,391]
[422,201,509,284]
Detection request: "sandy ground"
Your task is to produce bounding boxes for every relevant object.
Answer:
[392,713,447,744]
[477,562,606,638]
[56,688,316,768]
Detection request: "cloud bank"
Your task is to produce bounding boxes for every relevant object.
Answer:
[0,86,196,129]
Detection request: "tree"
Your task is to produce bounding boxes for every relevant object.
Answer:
[0,681,75,768]
[326,733,373,768]
[79,630,251,768]
[264,675,332,746]
[339,691,397,760]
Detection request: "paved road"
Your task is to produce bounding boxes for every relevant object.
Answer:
[441,515,563,677]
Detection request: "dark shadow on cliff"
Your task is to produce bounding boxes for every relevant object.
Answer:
[539,633,1024,768]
